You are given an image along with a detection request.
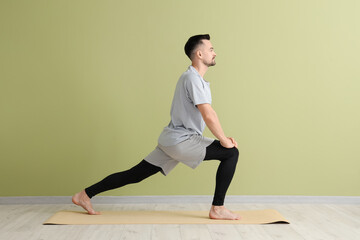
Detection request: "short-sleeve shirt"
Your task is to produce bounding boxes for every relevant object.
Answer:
[158,66,212,146]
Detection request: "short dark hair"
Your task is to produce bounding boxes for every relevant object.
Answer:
[184,34,210,60]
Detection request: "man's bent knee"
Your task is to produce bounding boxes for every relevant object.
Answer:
[232,147,239,158]
[229,147,239,160]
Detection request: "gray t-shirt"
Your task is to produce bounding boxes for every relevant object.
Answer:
[158,66,212,146]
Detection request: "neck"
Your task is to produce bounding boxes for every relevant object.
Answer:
[191,62,208,78]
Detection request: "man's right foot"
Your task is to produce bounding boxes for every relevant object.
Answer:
[72,190,100,215]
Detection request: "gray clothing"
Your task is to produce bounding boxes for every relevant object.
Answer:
[144,135,214,176]
[145,66,214,175]
[158,66,212,146]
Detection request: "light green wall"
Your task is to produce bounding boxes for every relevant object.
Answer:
[1,0,359,197]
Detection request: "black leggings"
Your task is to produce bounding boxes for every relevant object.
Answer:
[203,140,239,205]
[85,140,239,206]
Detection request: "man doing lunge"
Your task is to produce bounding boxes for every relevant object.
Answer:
[73,34,240,220]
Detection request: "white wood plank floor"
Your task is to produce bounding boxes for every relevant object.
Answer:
[0,203,359,240]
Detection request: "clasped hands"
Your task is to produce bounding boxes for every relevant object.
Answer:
[220,137,238,148]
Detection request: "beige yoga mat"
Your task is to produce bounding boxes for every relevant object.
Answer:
[44,209,289,225]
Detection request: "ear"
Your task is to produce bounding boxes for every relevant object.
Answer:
[196,50,202,59]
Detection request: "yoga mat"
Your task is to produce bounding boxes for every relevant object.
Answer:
[44,209,289,225]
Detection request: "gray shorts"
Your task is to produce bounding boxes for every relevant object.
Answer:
[144,135,214,176]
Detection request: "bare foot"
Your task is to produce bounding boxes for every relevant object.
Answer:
[209,205,241,220]
[72,190,100,215]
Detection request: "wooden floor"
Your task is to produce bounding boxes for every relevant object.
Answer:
[0,203,359,240]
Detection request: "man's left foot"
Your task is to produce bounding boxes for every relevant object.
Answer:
[209,205,241,220]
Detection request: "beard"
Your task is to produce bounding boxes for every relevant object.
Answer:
[205,58,216,67]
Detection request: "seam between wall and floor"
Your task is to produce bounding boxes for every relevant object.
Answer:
[0,195,359,205]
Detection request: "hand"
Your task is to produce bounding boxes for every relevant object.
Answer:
[228,137,238,148]
[220,137,237,148]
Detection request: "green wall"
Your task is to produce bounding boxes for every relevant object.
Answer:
[1,0,359,197]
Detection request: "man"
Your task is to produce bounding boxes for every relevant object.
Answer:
[73,34,240,220]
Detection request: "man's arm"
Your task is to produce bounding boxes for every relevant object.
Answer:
[197,103,237,148]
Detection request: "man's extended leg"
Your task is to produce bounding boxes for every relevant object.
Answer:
[204,140,240,220]
[72,160,162,214]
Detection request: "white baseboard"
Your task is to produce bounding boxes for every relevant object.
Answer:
[0,195,359,205]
